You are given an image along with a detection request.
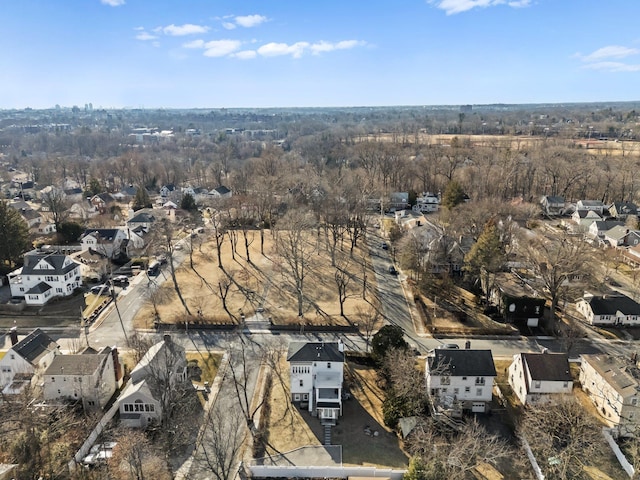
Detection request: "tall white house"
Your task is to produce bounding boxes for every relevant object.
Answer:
[426,349,496,414]
[287,342,345,423]
[580,354,640,437]
[508,352,573,406]
[8,252,81,305]
[43,346,123,410]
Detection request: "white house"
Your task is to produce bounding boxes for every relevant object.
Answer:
[395,209,426,230]
[576,293,640,326]
[580,354,640,437]
[118,335,187,428]
[588,220,625,241]
[287,341,345,423]
[210,185,232,199]
[426,349,496,414]
[508,352,573,406]
[576,200,606,216]
[43,346,123,410]
[0,328,60,388]
[8,252,81,305]
[540,195,565,216]
[81,227,144,258]
[414,192,440,213]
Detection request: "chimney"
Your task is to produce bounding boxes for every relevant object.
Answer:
[111,347,123,383]
[10,326,18,346]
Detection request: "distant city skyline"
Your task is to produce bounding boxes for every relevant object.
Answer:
[2,0,640,109]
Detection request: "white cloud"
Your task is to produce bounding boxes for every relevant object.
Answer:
[575,45,640,72]
[583,61,640,72]
[222,22,237,30]
[162,24,209,36]
[136,32,158,41]
[583,45,640,62]
[101,0,125,6]
[428,0,531,15]
[257,42,310,58]
[309,40,366,55]
[232,50,257,60]
[234,14,268,28]
[203,39,242,57]
[182,39,205,49]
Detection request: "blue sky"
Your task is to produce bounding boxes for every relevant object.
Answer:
[2,0,640,109]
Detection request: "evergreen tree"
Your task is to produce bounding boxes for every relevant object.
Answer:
[464,219,506,298]
[371,324,408,362]
[0,201,31,271]
[180,193,197,211]
[133,186,152,211]
[441,180,466,209]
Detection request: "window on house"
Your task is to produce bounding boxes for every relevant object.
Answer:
[465,387,470,393]
[299,380,303,387]
[294,394,300,401]
[633,398,638,406]
[303,394,308,400]
[534,381,541,389]
[454,388,459,395]
[476,388,483,396]
[88,401,95,406]
[441,376,450,385]
[327,362,331,368]
[462,377,467,380]
[51,377,55,382]
[442,388,448,393]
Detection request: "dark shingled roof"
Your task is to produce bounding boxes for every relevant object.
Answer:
[21,254,79,276]
[587,294,640,316]
[287,342,345,363]
[522,353,572,382]
[12,328,59,364]
[429,349,496,377]
[82,229,120,241]
[214,185,231,195]
[25,282,52,295]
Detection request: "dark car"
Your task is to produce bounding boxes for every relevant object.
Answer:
[381,242,389,250]
[388,265,398,275]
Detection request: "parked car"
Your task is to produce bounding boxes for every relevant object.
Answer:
[112,275,129,286]
[381,242,389,250]
[388,265,398,275]
[90,284,111,295]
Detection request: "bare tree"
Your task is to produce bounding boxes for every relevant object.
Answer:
[155,218,192,316]
[41,187,69,231]
[355,304,382,353]
[195,408,246,480]
[274,209,316,317]
[518,397,604,480]
[519,232,589,331]
[108,429,171,480]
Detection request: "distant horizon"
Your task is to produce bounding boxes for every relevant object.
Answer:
[4,99,640,112]
[3,1,640,109]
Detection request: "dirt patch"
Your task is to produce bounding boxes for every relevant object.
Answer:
[263,358,408,468]
[134,229,380,329]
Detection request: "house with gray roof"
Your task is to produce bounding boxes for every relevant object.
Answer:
[43,346,123,410]
[508,352,573,405]
[580,354,640,437]
[287,341,345,423]
[576,292,640,326]
[576,199,606,216]
[426,349,496,414]
[609,201,638,221]
[118,335,187,428]
[0,328,60,388]
[7,252,81,305]
[540,195,565,216]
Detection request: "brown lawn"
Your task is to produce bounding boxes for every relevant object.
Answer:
[263,358,408,468]
[134,228,381,328]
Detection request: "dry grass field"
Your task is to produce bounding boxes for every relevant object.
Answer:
[358,132,640,156]
[263,357,408,468]
[133,228,382,328]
